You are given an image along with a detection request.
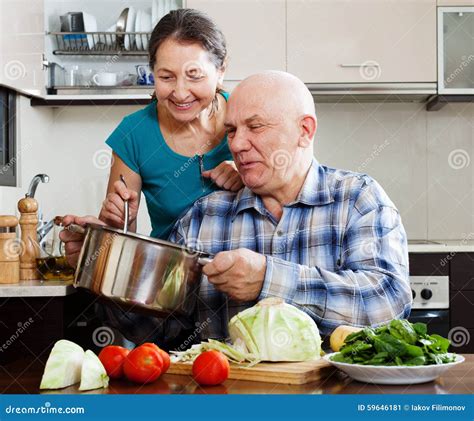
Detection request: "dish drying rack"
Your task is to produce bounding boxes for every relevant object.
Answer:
[47,32,151,55]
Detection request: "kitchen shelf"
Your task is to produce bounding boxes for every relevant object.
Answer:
[426,94,474,111]
[31,95,152,106]
[47,31,151,56]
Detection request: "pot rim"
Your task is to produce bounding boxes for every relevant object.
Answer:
[84,222,211,258]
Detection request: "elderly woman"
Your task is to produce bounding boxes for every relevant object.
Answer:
[62,9,242,264]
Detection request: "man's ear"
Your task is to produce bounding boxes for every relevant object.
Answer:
[298,115,317,148]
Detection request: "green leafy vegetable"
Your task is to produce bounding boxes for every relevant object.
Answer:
[331,319,457,366]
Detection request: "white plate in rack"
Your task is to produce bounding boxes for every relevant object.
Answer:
[141,10,152,50]
[82,12,97,49]
[135,10,143,50]
[124,6,136,51]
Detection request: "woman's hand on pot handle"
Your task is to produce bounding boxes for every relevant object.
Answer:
[202,160,244,192]
[99,179,140,228]
[60,215,105,268]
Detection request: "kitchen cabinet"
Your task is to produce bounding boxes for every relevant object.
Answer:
[409,252,474,353]
[438,0,474,5]
[0,0,44,95]
[287,0,437,84]
[438,6,474,94]
[186,0,286,81]
[449,253,474,353]
[0,286,103,365]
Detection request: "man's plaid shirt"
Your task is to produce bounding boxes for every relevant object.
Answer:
[102,159,411,348]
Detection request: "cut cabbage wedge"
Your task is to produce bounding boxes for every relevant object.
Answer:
[79,350,109,391]
[40,340,84,390]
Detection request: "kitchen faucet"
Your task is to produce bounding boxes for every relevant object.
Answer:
[25,174,52,245]
[27,174,49,198]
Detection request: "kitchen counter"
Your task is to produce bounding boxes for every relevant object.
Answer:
[408,240,474,253]
[1,355,472,395]
[0,280,75,297]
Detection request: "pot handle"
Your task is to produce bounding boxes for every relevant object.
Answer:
[64,223,86,235]
[197,256,212,266]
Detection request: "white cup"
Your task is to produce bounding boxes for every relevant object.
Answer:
[92,72,117,86]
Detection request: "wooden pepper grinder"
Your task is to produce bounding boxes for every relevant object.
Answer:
[17,195,40,280]
[0,215,20,284]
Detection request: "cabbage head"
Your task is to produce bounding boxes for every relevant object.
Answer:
[228,297,322,362]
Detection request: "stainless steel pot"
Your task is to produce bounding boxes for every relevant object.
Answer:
[70,223,211,317]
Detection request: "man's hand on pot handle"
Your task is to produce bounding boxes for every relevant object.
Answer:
[203,248,266,302]
[60,215,105,268]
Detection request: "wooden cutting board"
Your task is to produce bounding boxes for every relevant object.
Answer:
[167,358,335,385]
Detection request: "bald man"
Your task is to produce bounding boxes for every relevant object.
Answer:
[100,71,411,346]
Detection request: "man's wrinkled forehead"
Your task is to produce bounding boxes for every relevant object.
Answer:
[226,90,278,126]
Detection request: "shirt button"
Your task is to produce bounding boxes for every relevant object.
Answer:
[277,230,283,236]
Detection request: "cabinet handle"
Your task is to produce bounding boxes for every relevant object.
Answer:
[340,63,380,68]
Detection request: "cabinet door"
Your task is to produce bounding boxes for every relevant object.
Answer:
[0,0,44,95]
[186,0,286,81]
[287,0,437,83]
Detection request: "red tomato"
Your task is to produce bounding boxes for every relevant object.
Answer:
[139,343,170,373]
[192,350,230,386]
[123,346,163,384]
[98,346,130,379]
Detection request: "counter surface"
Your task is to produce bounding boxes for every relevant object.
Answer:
[1,355,472,395]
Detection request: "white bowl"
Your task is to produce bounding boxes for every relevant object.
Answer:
[323,352,465,385]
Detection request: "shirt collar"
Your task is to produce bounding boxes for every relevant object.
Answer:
[231,159,334,220]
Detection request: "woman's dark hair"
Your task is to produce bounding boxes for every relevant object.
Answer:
[148,8,227,111]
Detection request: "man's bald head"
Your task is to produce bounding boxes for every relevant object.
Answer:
[225,71,318,200]
[231,70,316,121]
